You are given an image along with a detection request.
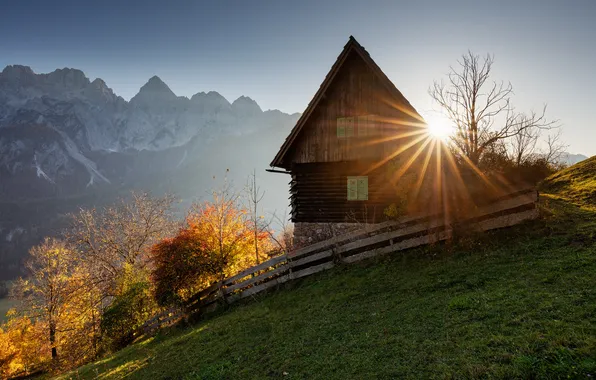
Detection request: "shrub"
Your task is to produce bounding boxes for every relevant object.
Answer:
[101,282,156,351]
[151,229,217,307]
[480,150,562,186]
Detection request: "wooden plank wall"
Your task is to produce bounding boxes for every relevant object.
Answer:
[142,188,539,334]
[288,51,422,165]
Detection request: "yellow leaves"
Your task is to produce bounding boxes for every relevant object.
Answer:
[5,308,17,319]
[0,315,50,377]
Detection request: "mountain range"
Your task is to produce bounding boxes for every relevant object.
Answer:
[0,65,300,280]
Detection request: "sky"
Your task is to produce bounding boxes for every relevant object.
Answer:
[0,0,594,156]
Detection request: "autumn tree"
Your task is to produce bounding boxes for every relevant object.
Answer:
[153,181,274,307]
[1,192,180,375]
[67,192,177,300]
[0,312,49,377]
[52,192,177,358]
[151,225,217,306]
[430,51,558,166]
[191,183,254,281]
[14,238,77,361]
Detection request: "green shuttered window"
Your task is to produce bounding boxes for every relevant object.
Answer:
[347,177,358,200]
[357,177,368,200]
[347,176,368,201]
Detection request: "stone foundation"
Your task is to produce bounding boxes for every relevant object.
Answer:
[293,222,364,248]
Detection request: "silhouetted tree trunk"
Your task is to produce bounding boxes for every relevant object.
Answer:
[49,322,57,359]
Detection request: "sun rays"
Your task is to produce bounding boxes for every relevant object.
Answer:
[338,91,522,221]
[355,110,517,221]
[425,113,454,141]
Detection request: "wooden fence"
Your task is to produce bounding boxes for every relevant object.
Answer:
[143,188,539,333]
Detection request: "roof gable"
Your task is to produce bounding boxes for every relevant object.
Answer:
[270,36,424,168]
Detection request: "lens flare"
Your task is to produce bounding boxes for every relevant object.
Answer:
[425,114,453,141]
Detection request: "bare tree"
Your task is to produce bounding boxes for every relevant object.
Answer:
[267,210,294,255]
[508,116,567,167]
[509,115,540,166]
[542,129,568,167]
[430,51,557,165]
[66,192,177,299]
[244,169,268,265]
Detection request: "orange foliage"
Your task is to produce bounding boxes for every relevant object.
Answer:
[152,195,273,307]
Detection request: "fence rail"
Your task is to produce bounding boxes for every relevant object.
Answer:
[142,188,539,333]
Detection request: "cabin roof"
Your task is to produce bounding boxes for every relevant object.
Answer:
[270,36,424,169]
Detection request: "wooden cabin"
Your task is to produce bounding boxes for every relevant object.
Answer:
[269,36,428,225]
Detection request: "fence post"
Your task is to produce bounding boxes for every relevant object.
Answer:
[218,281,228,306]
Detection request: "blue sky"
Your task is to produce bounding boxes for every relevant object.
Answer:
[0,0,594,156]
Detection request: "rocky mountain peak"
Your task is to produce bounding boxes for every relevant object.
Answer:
[131,75,177,105]
[0,65,37,87]
[85,78,118,102]
[232,95,262,115]
[190,91,231,109]
[45,68,89,89]
[1,65,35,79]
[140,76,174,95]
[91,78,108,89]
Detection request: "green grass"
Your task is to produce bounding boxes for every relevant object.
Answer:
[540,155,596,210]
[0,298,16,323]
[59,159,596,379]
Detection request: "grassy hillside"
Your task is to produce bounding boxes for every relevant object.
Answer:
[60,159,596,379]
[540,155,596,209]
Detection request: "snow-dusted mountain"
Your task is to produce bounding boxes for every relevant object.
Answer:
[0,65,295,146]
[0,65,300,279]
[0,65,299,196]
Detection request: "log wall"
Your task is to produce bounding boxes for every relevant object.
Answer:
[290,162,396,223]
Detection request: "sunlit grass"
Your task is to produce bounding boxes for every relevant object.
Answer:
[540,155,596,210]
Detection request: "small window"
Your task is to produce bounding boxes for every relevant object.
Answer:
[347,176,368,201]
[337,117,354,138]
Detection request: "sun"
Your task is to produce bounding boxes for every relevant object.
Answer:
[425,114,453,141]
